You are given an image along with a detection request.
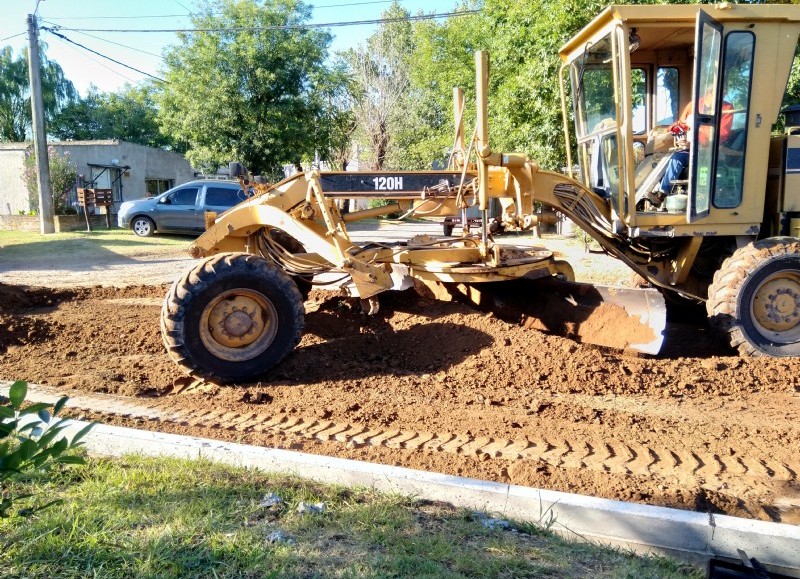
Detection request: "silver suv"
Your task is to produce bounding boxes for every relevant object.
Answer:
[117,180,248,237]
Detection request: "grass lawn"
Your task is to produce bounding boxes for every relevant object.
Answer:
[0,455,702,579]
[0,229,188,260]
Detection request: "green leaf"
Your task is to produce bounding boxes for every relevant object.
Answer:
[51,438,68,454]
[70,422,96,445]
[3,448,23,471]
[19,402,53,416]
[8,381,27,410]
[0,405,15,419]
[19,439,38,460]
[37,409,51,424]
[0,421,17,438]
[16,422,39,435]
[36,426,62,448]
[53,396,69,416]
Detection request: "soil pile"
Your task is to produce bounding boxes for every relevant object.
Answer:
[1,283,798,524]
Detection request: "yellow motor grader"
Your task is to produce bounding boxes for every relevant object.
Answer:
[162,3,800,383]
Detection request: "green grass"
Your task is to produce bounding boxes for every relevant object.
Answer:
[0,229,188,260]
[0,455,702,579]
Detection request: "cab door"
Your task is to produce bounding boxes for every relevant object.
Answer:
[688,10,723,222]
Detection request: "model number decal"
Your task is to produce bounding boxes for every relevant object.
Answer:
[374,176,403,191]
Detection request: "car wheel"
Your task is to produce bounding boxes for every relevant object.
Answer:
[132,216,155,237]
[443,223,454,236]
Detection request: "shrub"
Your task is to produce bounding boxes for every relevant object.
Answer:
[22,146,78,215]
[0,380,93,518]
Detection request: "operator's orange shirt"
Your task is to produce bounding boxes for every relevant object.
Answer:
[679,95,733,146]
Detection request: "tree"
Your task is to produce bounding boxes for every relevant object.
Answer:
[22,146,78,214]
[396,3,484,169]
[309,59,356,171]
[0,45,78,142]
[52,84,182,151]
[156,0,332,178]
[345,2,414,171]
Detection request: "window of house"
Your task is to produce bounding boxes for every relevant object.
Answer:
[146,179,174,196]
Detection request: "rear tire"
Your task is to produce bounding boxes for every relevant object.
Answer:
[707,237,800,356]
[132,216,155,237]
[161,253,304,383]
[443,223,454,236]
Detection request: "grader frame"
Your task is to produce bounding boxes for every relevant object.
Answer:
[162,4,800,384]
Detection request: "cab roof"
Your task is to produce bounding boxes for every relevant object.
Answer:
[559,3,800,61]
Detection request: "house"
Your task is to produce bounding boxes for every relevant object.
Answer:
[0,140,196,216]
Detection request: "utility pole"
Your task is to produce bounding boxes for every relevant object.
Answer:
[27,14,54,234]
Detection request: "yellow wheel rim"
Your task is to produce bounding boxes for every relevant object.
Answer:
[751,272,800,343]
[199,289,278,362]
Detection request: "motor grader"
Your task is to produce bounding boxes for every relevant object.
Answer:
[161,3,800,383]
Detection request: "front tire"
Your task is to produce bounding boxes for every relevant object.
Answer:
[161,253,304,383]
[132,216,155,237]
[707,237,800,356]
[443,223,454,236]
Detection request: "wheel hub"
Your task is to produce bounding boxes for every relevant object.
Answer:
[752,275,800,338]
[199,289,279,360]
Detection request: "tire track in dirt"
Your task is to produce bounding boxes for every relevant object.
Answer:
[28,385,797,493]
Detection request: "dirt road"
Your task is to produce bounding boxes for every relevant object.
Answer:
[1,223,798,525]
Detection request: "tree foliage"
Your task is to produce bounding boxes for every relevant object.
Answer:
[51,84,181,150]
[0,45,78,142]
[308,59,356,171]
[345,2,414,171]
[397,3,484,169]
[157,0,332,178]
[22,146,78,215]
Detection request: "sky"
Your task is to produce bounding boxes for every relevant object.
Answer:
[0,0,460,97]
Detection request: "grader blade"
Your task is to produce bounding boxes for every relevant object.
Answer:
[450,278,666,355]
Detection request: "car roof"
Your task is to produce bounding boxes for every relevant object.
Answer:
[177,180,239,187]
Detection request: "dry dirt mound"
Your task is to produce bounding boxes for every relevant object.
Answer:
[1,284,799,524]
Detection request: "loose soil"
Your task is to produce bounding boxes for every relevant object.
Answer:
[1,233,799,526]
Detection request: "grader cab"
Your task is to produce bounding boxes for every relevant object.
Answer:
[161,4,800,384]
[557,3,800,356]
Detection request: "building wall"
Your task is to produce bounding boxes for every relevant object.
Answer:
[0,144,31,215]
[0,141,196,217]
[50,141,196,207]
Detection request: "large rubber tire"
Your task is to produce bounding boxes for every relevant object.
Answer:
[161,253,305,383]
[707,237,800,356]
[443,223,454,236]
[132,216,155,237]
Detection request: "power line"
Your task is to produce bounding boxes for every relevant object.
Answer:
[0,31,27,43]
[41,27,167,83]
[41,0,418,20]
[40,22,164,59]
[43,10,481,33]
[49,32,138,85]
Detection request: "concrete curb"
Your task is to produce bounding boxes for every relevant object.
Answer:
[48,418,798,572]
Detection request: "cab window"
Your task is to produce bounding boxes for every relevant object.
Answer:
[631,68,647,135]
[714,31,754,209]
[656,67,680,126]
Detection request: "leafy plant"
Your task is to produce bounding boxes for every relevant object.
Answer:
[22,146,78,215]
[0,380,93,518]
